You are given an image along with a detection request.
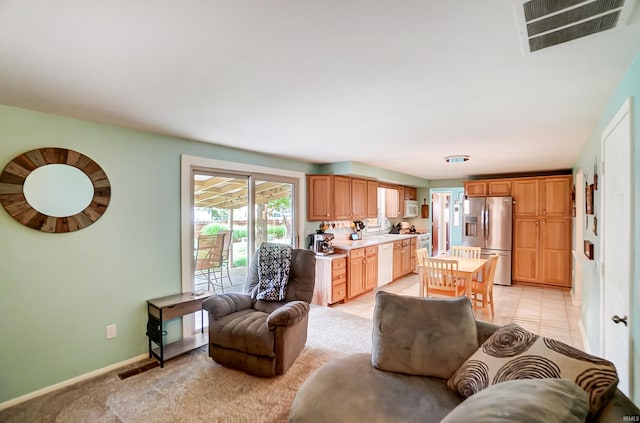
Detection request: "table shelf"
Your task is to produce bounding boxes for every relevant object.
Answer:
[146,291,214,367]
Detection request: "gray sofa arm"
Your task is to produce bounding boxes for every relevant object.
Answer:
[203,293,252,319]
[267,301,310,328]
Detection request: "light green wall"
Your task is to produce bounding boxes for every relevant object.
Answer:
[572,52,640,404]
[0,105,317,403]
[317,161,430,187]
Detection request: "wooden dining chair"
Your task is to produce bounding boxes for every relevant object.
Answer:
[422,258,465,298]
[471,254,499,315]
[451,246,481,259]
[415,247,428,296]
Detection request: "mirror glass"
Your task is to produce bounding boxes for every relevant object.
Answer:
[23,164,95,217]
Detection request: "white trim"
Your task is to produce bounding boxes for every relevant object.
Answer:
[579,319,591,354]
[599,97,631,356]
[180,155,306,335]
[0,353,148,411]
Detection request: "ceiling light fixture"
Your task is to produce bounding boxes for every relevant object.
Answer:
[444,155,470,164]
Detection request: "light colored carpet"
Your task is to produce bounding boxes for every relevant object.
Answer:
[0,305,373,423]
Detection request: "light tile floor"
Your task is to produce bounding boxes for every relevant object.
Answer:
[332,273,585,350]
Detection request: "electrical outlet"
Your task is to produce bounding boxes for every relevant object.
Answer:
[106,324,117,339]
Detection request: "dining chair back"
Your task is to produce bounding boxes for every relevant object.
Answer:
[471,254,499,315]
[451,246,481,259]
[423,258,465,298]
[194,233,229,292]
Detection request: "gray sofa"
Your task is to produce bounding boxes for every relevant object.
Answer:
[203,248,315,377]
[289,292,640,423]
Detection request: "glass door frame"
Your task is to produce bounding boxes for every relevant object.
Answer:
[180,155,304,335]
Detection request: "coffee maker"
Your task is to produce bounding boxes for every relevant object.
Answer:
[308,232,335,255]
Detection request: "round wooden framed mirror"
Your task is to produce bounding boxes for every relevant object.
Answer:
[0,147,111,233]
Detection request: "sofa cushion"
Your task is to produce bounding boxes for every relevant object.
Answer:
[447,323,618,418]
[289,353,463,423]
[371,292,478,379]
[441,378,589,423]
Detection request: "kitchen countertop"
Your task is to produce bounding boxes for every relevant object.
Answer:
[331,234,418,250]
[314,253,347,260]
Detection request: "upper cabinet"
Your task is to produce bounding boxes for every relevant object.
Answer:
[307,175,333,221]
[333,176,352,220]
[539,177,572,217]
[350,178,368,219]
[366,180,378,218]
[512,176,571,218]
[404,186,417,200]
[512,179,539,217]
[464,180,511,197]
[307,175,384,221]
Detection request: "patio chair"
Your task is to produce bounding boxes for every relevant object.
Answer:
[194,233,227,292]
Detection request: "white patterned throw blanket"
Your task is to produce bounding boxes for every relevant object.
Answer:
[256,243,292,301]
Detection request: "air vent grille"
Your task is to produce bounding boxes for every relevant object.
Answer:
[517,0,635,52]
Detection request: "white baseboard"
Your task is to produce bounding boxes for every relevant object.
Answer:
[0,353,148,411]
[578,320,591,354]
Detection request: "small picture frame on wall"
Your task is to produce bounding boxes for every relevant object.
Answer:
[585,184,594,215]
[584,240,594,260]
[593,157,598,190]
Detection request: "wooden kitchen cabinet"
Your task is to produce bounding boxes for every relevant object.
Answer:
[367,180,378,218]
[307,175,333,221]
[404,186,417,200]
[512,218,540,282]
[333,176,352,220]
[312,256,347,306]
[392,239,413,279]
[464,179,511,197]
[513,217,571,287]
[334,246,378,300]
[410,237,417,271]
[351,178,368,219]
[488,180,512,196]
[512,179,539,217]
[512,176,571,218]
[364,246,378,291]
[540,218,572,286]
[512,174,572,287]
[308,175,376,221]
[392,241,403,280]
[539,177,572,217]
[464,181,488,197]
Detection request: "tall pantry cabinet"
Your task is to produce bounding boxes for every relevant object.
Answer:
[512,175,572,287]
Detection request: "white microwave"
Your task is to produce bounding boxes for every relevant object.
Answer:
[404,200,419,218]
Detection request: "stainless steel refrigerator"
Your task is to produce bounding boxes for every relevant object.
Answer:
[462,196,513,286]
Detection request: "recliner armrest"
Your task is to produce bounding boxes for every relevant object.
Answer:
[266,301,310,328]
[203,293,252,319]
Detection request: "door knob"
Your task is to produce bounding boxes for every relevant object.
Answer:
[611,315,628,326]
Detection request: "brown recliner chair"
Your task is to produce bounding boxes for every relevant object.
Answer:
[202,248,316,377]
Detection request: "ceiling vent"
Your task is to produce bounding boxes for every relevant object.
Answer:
[515,0,638,53]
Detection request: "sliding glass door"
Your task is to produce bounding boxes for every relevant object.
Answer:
[191,170,297,295]
[254,177,295,248]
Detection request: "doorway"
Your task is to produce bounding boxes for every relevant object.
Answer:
[431,192,450,255]
[600,98,632,397]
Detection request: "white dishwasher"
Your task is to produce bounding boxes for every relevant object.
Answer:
[377,242,393,286]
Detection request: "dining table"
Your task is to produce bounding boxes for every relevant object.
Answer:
[418,256,487,302]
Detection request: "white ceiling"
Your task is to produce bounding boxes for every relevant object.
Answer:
[1,1,639,180]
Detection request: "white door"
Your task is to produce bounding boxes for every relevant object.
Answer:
[601,98,632,396]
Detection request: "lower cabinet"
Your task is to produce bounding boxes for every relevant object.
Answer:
[513,217,571,287]
[334,246,378,300]
[312,255,347,306]
[393,239,414,278]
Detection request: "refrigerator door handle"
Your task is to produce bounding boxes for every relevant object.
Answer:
[484,205,489,241]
